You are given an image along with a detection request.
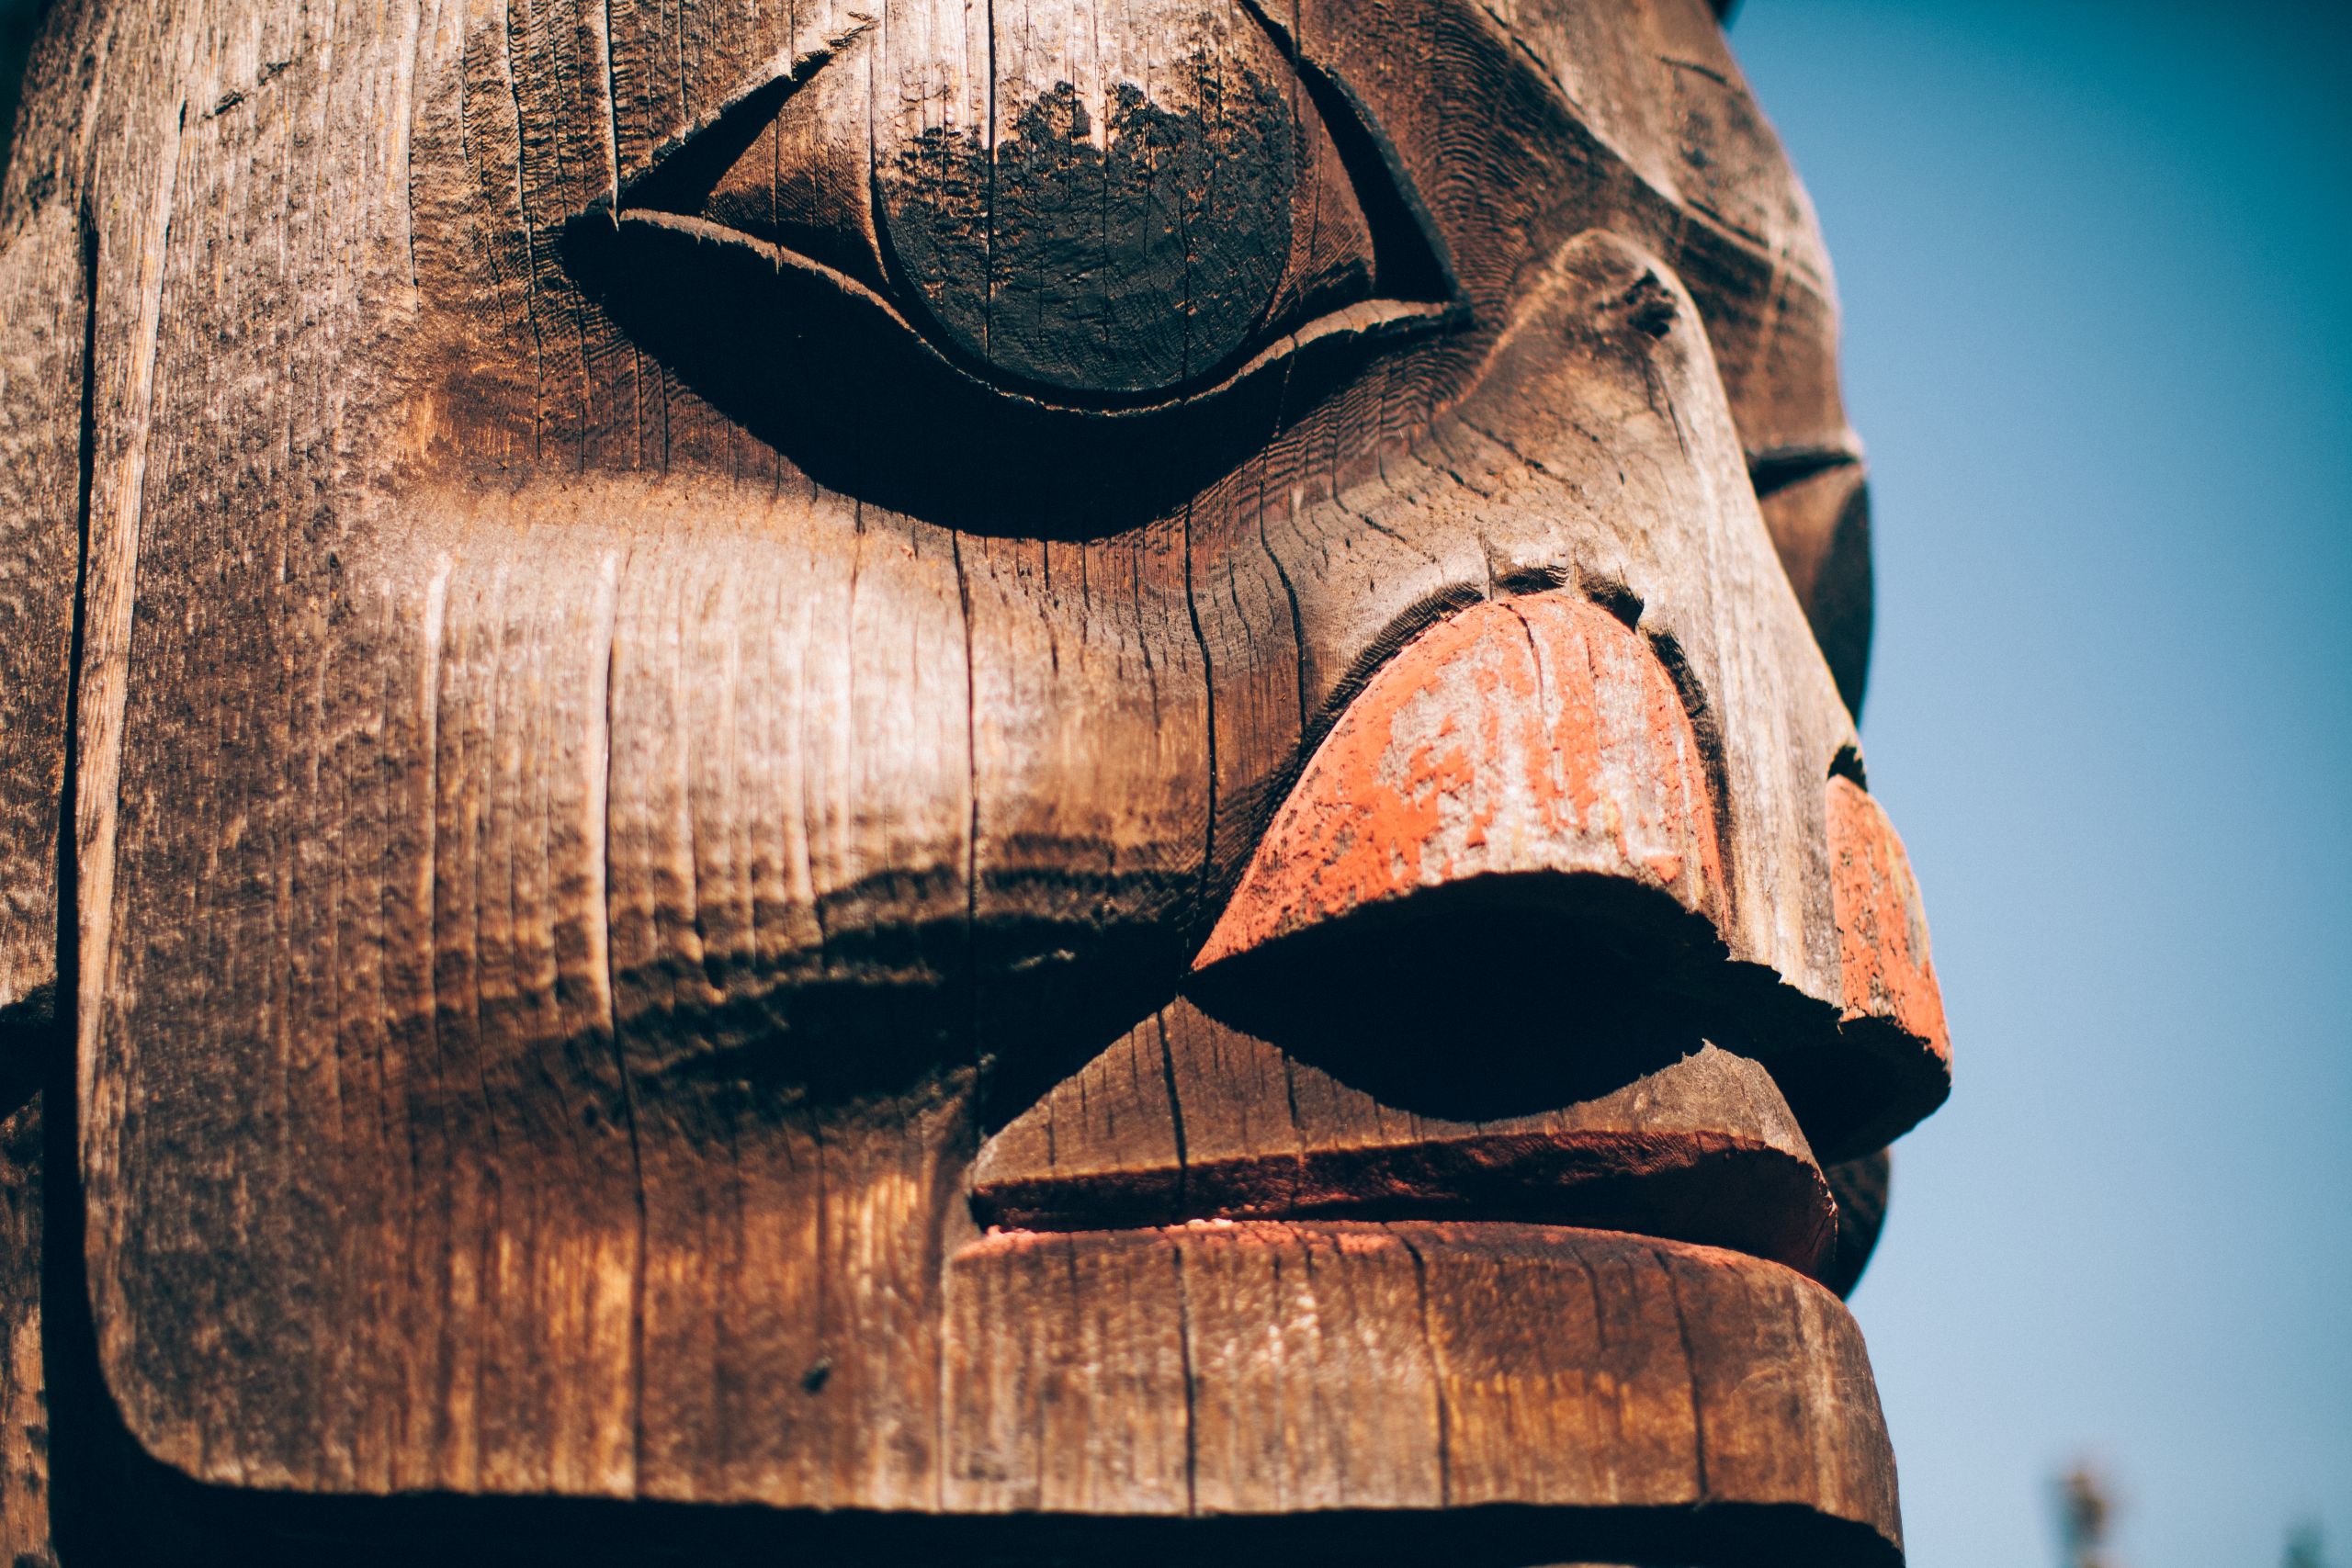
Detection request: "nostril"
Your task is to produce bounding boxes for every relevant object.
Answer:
[1609,269,1680,338]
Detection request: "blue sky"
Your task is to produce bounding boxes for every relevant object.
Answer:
[1730,3,2352,1563]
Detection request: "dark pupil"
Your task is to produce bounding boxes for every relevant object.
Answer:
[880,62,1297,399]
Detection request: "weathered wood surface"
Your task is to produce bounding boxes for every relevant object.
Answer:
[0,201,83,1115]
[0,0,1941,1556]
[943,1223,1898,1537]
[1755,450,1873,716]
[0,1098,50,1565]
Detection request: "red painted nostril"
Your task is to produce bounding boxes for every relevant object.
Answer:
[1193,592,1725,972]
[1826,774,1951,1069]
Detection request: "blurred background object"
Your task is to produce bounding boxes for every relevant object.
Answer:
[2056,1461,2123,1568]
[2286,1522,2333,1568]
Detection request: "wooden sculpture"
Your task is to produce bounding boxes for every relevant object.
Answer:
[0,0,1949,1561]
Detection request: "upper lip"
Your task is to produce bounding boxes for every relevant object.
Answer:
[968,1007,1840,1279]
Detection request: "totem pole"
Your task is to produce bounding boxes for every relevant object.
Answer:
[0,0,1949,1560]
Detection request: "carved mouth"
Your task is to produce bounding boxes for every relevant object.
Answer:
[962,585,1941,1288]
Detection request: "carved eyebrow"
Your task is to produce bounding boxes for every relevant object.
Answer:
[1371,0,1815,295]
[1243,0,1722,302]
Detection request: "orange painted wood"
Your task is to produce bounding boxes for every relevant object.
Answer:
[1194,592,1724,970]
[1747,776,1951,1162]
[1826,776,1951,1068]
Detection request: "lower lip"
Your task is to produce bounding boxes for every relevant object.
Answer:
[939,1218,1900,1560]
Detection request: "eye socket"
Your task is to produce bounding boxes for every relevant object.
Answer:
[562,0,1461,530]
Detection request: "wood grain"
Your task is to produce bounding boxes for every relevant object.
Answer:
[0,1098,50,1565]
[0,0,1940,1554]
[943,1221,1901,1548]
[0,202,83,1113]
[974,1001,1838,1276]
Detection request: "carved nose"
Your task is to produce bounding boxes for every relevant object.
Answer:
[1188,589,1951,1157]
[1182,592,1730,1122]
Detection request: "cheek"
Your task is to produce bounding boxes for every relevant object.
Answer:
[343,483,1223,1102]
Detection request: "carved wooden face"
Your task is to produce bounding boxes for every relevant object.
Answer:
[5,0,1947,1558]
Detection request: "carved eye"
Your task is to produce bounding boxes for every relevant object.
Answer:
[563,0,1458,526]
